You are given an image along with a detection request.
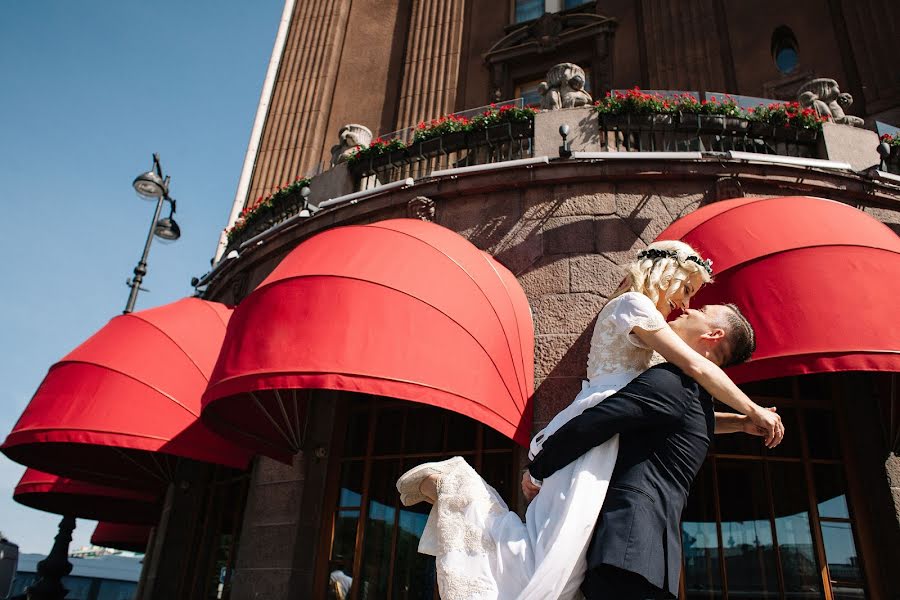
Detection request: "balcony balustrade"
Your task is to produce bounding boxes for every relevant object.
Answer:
[220,91,892,255]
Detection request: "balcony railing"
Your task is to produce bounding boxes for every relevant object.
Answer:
[352,100,534,191]
[598,113,819,158]
[218,91,892,257]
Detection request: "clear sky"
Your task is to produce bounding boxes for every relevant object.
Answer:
[0,1,283,553]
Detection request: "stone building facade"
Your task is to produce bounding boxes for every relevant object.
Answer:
[134,2,900,599]
[241,0,900,203]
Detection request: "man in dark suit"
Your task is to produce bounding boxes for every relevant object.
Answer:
[525,303,761,600]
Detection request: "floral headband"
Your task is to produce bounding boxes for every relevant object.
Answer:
[636,248,714,276]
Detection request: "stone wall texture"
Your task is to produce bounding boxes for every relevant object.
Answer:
[216,159,900,598]
[237,0,900,206]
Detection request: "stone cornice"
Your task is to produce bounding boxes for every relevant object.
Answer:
[203,157,900,302]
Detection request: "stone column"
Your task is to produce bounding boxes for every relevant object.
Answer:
[395,0,465,129]
[137,461,213,600]
[229,394,340,599]
[639,0,730,90]
[246,0,353,203]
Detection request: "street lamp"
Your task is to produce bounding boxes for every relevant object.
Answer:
[124,153,181,313]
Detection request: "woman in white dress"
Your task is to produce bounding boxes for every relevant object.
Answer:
[396,240,784,600]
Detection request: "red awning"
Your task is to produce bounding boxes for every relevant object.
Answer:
[2,298,253,489]
[656,196,900,383]
[202,219,535,462]
[91,522,152,553]
[14,469,160,525]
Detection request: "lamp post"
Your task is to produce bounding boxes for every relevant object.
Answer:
[125,154,181,314]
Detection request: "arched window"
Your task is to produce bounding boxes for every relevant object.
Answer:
[683,373,873,599]
[771,26,800,74]
[317,396,518,599]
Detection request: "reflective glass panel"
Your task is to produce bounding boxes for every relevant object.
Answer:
[392,469,437,600]
[776,46,799,74]
[798,374,832,401]
[481,423,508,450]
[96,579,138,600]
[446,411,477,451]
[821,521,863,582]
[564,0,590,8]
[770,462,822,597]
[682,463,723,599]
[373,409,405,455]
[59,576,94,600]
[515,0,543,23]
[804,409,841,459]
[814,464,850,519]
[338,461,364,507]
[404,407,444,454]
[832,586,867,599]
[344,410,370,456]
[717,460,780,598]
[714,407,801,458]
[359,460,403,597]
[482,452,514,502]
[331,509,360,567]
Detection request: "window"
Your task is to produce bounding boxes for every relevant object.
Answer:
[515,0,544,23]
[319,397,518,599]
[682,374,870,599]
[771,26,799,74]
[514,0,592,23]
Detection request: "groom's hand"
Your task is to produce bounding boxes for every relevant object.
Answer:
[742,407,777,437]
[750,406,784,448]
[521,471,540,501]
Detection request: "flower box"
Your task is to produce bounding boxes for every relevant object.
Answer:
[484,120,534,144]
[388,148,409,166]
[677,113,748,134]
[774,127,818,143]
[408,137,443,159]
[600,113,674,130]
[370,153,392,170]
[442,131,470,152]
[885,146,900,174]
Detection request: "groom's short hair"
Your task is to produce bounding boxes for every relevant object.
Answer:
[716,304,756,367]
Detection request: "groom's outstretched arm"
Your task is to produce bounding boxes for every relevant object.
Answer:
[528,364,692,482]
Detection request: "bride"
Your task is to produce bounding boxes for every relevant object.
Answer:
[396,240,784,599]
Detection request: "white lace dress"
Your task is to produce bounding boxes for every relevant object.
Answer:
[417,292,668,599]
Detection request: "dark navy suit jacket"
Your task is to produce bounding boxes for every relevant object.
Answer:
[528,363,715,599]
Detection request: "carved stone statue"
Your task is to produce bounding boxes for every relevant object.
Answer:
[407,196,436,221]
[539,63,593,110]
[797,78,864,127]
[330,124,373,166]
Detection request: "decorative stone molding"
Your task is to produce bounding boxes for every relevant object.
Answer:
[407,196,436,221]
[231,272,250,304]
[713,177,744,201]
[798,78,865,127]
[484,12,616,103]
[330,124,372,166]
[539,63,593,110]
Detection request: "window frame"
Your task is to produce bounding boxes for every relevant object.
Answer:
[679,376,876,600]
[313,396,521,599]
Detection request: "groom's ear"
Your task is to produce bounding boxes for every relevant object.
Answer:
[701,328,726,342]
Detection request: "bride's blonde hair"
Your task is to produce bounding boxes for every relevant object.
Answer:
[612,240,712,306]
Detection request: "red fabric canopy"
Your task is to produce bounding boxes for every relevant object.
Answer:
[202,219,535,462]
[656,196,900,383]
[91,522,152,553]
[2,298,253,489]
[14,469,160,525]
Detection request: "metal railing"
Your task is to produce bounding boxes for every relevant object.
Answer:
[356,99,534,190]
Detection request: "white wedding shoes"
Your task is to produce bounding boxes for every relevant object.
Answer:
[396,456,465,506]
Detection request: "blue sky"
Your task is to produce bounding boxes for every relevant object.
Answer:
[0,1,282,553]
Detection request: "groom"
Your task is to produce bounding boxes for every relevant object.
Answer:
[525,303,759,600]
